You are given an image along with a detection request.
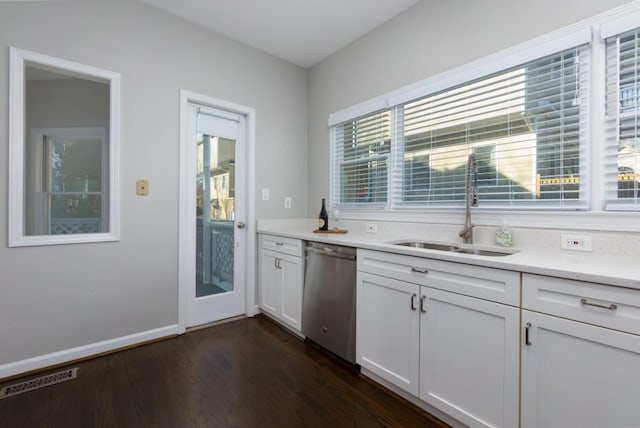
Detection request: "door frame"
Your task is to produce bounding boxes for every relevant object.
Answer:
[178,89,258,334]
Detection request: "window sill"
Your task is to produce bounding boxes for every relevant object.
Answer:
[8,232,120,248]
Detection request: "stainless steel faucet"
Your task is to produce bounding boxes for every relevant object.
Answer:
[459,153,478,244]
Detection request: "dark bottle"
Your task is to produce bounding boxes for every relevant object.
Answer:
[318,198,329,231]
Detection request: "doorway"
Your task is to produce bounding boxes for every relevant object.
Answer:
[179,91,257,330]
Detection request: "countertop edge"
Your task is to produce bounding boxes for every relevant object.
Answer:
[257,227,640,290]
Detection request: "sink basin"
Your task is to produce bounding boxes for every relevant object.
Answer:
[393,241,458,252]
[388,240,516,257]
[452,248,514,257]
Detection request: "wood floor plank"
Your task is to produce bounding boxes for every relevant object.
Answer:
[0,316,449,427]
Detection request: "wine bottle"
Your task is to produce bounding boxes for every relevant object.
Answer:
[318,198,329,231]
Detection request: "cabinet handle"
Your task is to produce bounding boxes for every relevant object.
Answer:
[411,267,429,274]
[525,322,532,346]
[275,242,285,246]
[274,258,282,269]
[420,295,427,313]
[580,298,617,311]
[410,293,417,311]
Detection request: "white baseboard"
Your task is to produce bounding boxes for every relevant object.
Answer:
[0,324,179,380]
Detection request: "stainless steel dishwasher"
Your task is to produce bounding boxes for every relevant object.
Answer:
[302,241,357,364]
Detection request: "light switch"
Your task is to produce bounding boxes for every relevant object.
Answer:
[262,188,270,201]
[284,197,292,209]
[136,179,149,196]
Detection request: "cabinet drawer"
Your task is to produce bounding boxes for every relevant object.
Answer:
[523,273,640,335]
[260,234,303,257]
[358,249,520,306]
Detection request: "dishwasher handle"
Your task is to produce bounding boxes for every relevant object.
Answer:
[305,246,356,261]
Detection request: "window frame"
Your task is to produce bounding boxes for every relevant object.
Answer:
[331,110,392,209]
[29,127,108,236]
[603,23,640,211]
[9,47,121,247]
[331,41,591,212]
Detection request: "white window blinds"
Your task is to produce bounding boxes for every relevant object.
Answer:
[331,45,590,210]
[393,46,590,208]
[333,110,391,208]
[605,28,640,209]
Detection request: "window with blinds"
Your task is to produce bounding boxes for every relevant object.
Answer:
[395,46,589,208]
[333,110,391,207]
[332,46,590,210]
[605,28,640,209]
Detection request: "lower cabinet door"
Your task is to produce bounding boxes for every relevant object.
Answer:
[279,253,303,331]
[522,310,640,428]
[259,250,282,317]
[420,287,519,428]
[356,271,420,396]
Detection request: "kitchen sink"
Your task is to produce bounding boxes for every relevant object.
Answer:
[388,240,517,257]
[393,241,458,252]
[451,248,514,256]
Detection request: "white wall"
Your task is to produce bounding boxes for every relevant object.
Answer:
[0,0,307,365]
[307,0,636,215]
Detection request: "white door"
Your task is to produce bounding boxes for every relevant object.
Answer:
[521,310,640,428]
[419,287,519,428]
[184,103,247,327]
[279,254,303,330]
[258,249,281,317]
[356,271,420,396]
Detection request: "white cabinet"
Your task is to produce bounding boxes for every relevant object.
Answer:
[521,274,640,427]
[357,249,520,428]
[420,287,519,428]
[258,234,304,332]
[357,271,420,395]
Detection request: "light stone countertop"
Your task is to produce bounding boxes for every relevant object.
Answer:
[257,219,640,290]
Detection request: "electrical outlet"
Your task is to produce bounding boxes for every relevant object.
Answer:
[284,197,291,209]
[366,223,378,234]
[561,234,593,252]
[136,179,149,196]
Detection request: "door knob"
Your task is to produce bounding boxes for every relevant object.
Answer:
[236,221,246,229]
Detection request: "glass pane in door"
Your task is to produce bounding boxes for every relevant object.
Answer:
[196,133,236,297]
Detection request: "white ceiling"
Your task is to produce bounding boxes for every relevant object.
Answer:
[139,0,421,68]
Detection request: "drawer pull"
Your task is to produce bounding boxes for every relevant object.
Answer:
[275,242,285,246]
[411,267,429,274]
[420,295,427,313]
[410,293,417,311]
[525,322,532,346]
[580,298,617,311]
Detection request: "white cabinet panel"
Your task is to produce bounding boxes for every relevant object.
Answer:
[522,310,640,428]
[523,273,640,336]
[356,271,420,396]
[420,287,519,428]
[358,249,520,305]
[280,255,303,330]
[259,250,281,317]
[260,234,303,257]
[258,235,303,333]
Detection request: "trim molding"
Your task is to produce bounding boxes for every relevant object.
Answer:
[0,324,178,380]
[8,47,121,247]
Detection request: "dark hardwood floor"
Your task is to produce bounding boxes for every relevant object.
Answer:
[0,316,448,427]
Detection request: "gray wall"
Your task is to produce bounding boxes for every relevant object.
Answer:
[0,0,307,364]
[307,0,636,215]
[26,78,110,130]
